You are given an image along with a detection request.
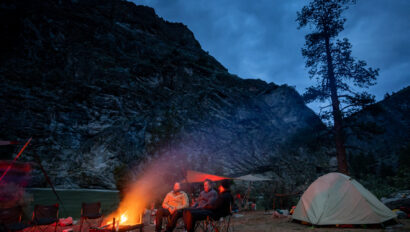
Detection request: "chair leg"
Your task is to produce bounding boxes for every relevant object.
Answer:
[225,217,231,232]
[99,216,103,227]
[79,217,83,232]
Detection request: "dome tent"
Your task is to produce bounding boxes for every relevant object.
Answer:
[292,173,396,225]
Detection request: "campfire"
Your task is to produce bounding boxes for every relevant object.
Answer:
[97,173,168,231]
[104,210,143,226]
[91,185,147,232]
[98,203,144,232]
[95,157,180,231]
[92,210,144,232]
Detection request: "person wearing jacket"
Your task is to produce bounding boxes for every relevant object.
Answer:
[165,179,217,232]
[183,179,233,232]
[155,182,189,232]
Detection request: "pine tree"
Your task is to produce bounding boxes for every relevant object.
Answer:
[296,0,379,174]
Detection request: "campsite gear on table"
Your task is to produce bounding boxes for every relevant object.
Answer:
[292,172,397,225]
[31,203,59,232]
[0,205,30,231]
[79,202,103,232]
[234,174,271,211]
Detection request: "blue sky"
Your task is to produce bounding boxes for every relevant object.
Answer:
[131,0,410,112]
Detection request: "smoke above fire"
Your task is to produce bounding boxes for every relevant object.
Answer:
[103,152,189,225]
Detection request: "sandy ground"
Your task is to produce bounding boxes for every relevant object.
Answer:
[142,211,410,232]
[21,211,410,232]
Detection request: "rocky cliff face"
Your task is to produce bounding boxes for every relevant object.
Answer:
[0,0,328,189]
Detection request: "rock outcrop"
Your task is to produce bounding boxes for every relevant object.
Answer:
[0,0,328,189]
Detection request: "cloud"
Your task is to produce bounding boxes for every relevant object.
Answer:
[131,0,410,112]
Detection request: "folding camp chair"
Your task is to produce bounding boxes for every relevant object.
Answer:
[207,214,233,232]
[0,206,30,231]
[79,202,103,232]
[195,203,234,232]
[165,214,185,232]
[195,214,233,232]
[31,204,59,232]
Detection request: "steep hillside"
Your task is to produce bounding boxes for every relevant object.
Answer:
[0,0,328,189]
[346,86,410,175]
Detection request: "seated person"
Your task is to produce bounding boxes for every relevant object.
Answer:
[165,179,217,232]
[155,182,189,232]
[193,179,218,208]
[183,179,233,232]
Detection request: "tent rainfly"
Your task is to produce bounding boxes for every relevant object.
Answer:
[184,170,232,183]
[292,172,396,225]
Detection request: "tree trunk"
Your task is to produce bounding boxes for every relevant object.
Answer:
[324,35,348,174]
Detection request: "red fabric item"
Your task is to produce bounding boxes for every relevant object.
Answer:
[339,224,354,228]
[184,170,232,183]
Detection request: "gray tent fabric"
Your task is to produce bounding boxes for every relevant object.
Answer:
[292,172,396,225]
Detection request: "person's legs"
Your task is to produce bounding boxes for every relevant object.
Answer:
[155,207,170,232]
[165,209,183,232]
[183,209,212,232]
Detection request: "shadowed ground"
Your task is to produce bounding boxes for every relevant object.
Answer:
[19,190,410,231]
[142,211,410,232]
[17,211,410,232]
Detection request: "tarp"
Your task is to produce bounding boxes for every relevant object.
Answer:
[184,170,232,183]
[292,172,396,225]
[235,174,271,181]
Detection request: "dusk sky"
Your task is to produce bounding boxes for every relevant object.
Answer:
[131,0,410,112]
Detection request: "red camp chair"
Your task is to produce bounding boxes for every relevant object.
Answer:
[79,202,103,232]
[31,203,59,232]
[0,206,30,231]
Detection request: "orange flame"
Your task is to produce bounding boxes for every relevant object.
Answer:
[103,174,170,225]
[103,156,182,226]
[120,212,128,224]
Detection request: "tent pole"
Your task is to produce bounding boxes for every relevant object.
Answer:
[33,153,67,216]
[244,182,251,210]
[0,138,31,183]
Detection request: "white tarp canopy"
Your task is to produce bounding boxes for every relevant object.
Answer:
[235,174,271,181]
[292,172,396,225]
